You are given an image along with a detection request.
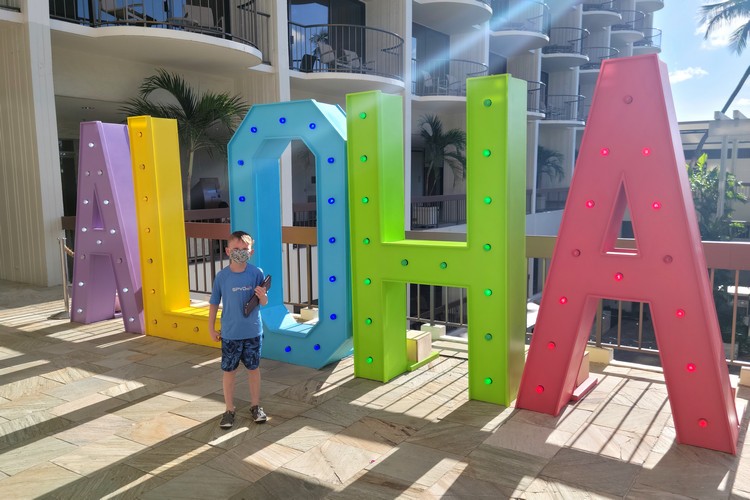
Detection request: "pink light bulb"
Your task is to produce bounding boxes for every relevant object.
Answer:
[676,309,685,318]
[686,363,696,372]
[600,148,610,157]
[698,418,708,428]
[585,200,595,208]
[547,342,556,350]
[559,297,568,305]
[652,201,662,210]
[614,272,624,281]
[642,147,651,156]
[535,385,544,394]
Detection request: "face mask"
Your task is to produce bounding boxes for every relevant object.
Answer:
[229,249,250,264]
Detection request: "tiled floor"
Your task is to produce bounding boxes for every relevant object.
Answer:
[1,279,750,499]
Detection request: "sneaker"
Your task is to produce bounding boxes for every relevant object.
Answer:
[250,405,267,423]
[219,410,235,429]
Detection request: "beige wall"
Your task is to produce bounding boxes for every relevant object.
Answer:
[0,5,63,286]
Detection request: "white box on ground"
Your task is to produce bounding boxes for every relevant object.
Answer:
[407,330,432,363]
[300,307,318,322]
[420,323,446,341]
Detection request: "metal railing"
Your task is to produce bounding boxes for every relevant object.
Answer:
[634,27,662,50]
[411,195,467,228]
[581,46,620,70]
[0,0,19,11]
[48,0,272,64]
[490,0,550,34]
[529,187,569,213]
[582,1,617,12]
[527,80,547,114]
[288,22,404,81]
[60,211,750,367]
[542,27,589,55]
[528,237,750,368]
[611,9,646,32]
[543,94,586,122]
[412,59,488,97]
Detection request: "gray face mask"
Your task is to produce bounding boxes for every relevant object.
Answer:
[229,249,251,264]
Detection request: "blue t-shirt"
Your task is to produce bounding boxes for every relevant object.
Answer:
[209,264,265,340]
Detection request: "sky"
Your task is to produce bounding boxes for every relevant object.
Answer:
[658,0,750,122]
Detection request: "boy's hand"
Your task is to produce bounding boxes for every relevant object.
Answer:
[255,285,269,305]
[209,329,221,342]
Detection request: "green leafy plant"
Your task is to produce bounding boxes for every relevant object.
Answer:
[687,153,747,241]
[120,69,248,209]
[418,114,467,195]
[537,145,564,187]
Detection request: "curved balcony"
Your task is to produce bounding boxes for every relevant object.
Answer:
[541,94,585,125]
[635,0,665,13]
[490,1,550,56]
[413,0,492,35]
[582,1,622,29]
[633,28,662,54]
[611,10,646,44]
[579,46,620,83]
[288,23,405,94]
[413,58,487,113]
[541,27,589,71]
[413,59,488,96]
[48,0,269,70]
[527,81,547,120]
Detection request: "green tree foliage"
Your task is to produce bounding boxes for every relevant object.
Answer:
[417,114,466,195]
[700,0,750,55]
[687,153,747,241]
[121,69,249,209]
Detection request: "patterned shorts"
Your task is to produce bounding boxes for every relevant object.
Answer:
[221,336,263,371]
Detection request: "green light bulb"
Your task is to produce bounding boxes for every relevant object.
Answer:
[362,197,369,204]
[363,237,370,245]
[365,317,372,325]
[484,289,492,296]
[484,333,493,341]
[484,196,492,204]
[484,377,492,385]
[482,149,491,157]
[364,278,372,285]
[401,259,409,266]
[366,356,373,364]
[483,243,491,251]
[483,99,492,107]
[360,155,367,162]
[359,112,367,119]
[439,262,447,269]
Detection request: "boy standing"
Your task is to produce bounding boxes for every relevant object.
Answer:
[208,231,268,429]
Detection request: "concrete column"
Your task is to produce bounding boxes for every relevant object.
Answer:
[0,1,63,286]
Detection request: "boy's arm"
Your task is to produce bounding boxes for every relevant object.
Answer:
[208,304,220,342]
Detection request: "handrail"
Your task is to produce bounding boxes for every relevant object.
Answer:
[581,46,620,70]
[634,28,662,49]
[490,0,549,35]
[412,58,489,97]
[582,1,617,12]
[48,0,272,64]
[611,9,646,32]
[543,27,589,55]
[0,0,19,11]
[527,80,547,114]
[544,94,586,122]
[288,22,404,81]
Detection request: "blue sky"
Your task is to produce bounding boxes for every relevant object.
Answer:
[659,1,750,122]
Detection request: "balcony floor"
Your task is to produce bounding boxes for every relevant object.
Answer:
[1,279,750,498]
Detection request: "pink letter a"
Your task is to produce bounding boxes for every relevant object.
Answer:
[517,55,739,454]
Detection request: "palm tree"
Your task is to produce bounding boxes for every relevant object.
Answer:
[536,145,564,188]
[691,1,750,165]
[418,114,466,195]
[120,69,249,209]
[700,1,750,55]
